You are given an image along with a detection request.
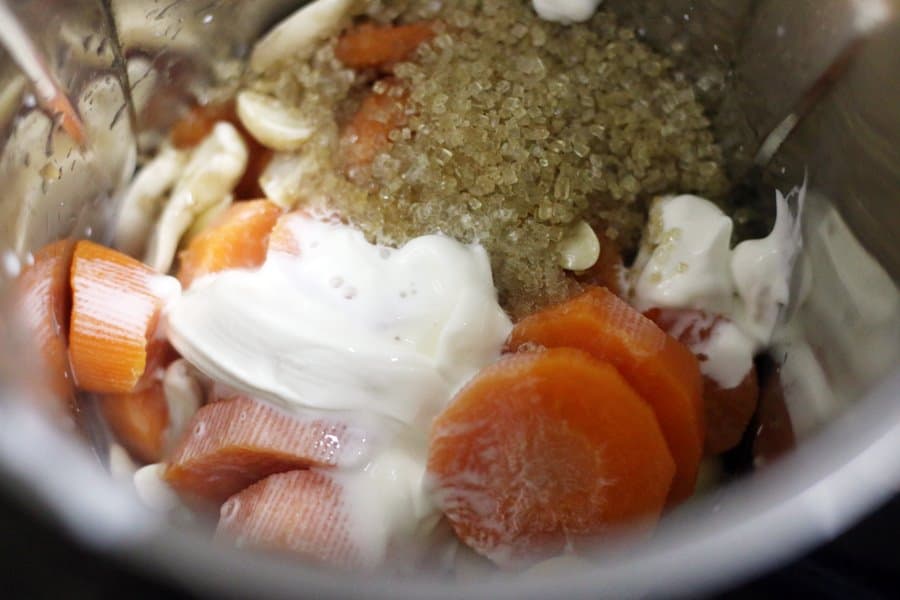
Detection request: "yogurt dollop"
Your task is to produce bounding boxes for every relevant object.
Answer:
[164,216,512,563]
[631,188,805,388]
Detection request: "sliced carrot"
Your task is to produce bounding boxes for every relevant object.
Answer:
[68,240,175,394]
[428,348,675,568]
[267,211,307,257]
[234,146,273,200]
[170,102,235,149]
[99,380,169,464]
[335,22,436,72]
[15,239,76,414]
[216,470,367,569]
[507,287,703,504]
[164,396,348,505]
[170,101,272,199]
[752,363,795,466]
[340,80,408,174]
[702,368,759,455]
[644,308,759,455]
[177,199,282,288]
[47,92,86,146]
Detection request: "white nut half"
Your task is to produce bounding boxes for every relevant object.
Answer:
[114,146,187,257]
[557,220,601,271]
[236,90,316,152]
[162,359,203,452]
[250,0,358,73]
[133,463,180,512]
[260,151,321,209]
[144,122,248,273]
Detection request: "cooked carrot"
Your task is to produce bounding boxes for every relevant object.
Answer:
[267,211,306,257]
[335,22,436,72]
[234,146,273,200]
[164,396,349,505]
[216,470,368,569]
[340,80,408,173]
[428,348,675,568]
[752,362,795,466]
[644,308,759,455]
[99,380,170,464]
[68,240,175,394]
[170,101,272,199]
[177,199,282,288]
[15,239,76,414]
[47,92,86,146]
[507,287,703,504]
[171,102,236,149]
[702,368,759,455]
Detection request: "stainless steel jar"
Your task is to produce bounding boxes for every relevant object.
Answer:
[0,1,897,597]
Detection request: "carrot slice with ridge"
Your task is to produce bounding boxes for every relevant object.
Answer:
[644,308,759,455]
[427,348,675,568]
[340,80,409,174]
[507,287,703,504]
[216,470,368,570]
[164,396,350,505]
[177,199,282,288]
[99,380,170,464]
[15,239,76,414]
[335,22,437,72]
[68,240,177,394]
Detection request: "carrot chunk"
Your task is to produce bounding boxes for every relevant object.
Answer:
[68,241,175,394]
[170,101,272,199]
[164,396,349,505]
[216,470,367,569]
[427,348,675,568]
[507,287,703,504]
[170,103,235,149]
[335,22,436,72]
[266,211,307,257]
[99,380,170,464]
[752,363,795,466]
[340,80,408,173]
[177,199,282,288]
[15,240,76,414]
[644,308,759,455]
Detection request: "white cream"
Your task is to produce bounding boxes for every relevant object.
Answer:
[133,463,180,512]
[533,0,603,24]
[165,215,511,562]
[631,189,805,389]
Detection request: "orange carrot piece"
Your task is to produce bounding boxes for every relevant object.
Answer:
[428,348,675,568]
[644,308,759,455]
[99,380,170,464]
[170,102,235,149]
[335,22,436,72]
[47,92,86,146]
[752,364,795,466]
[68,240,173,394]
[164,396,348,505]
[15,239,76,414]
[340,80,408,173]
[702,368,759,455]
[177,199,282,288]
[507,287,703,505]
[217,470,368,569]
[170,101,272,199]
[266,211,307,257]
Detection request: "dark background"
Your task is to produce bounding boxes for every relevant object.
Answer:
[2,486,898,599]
